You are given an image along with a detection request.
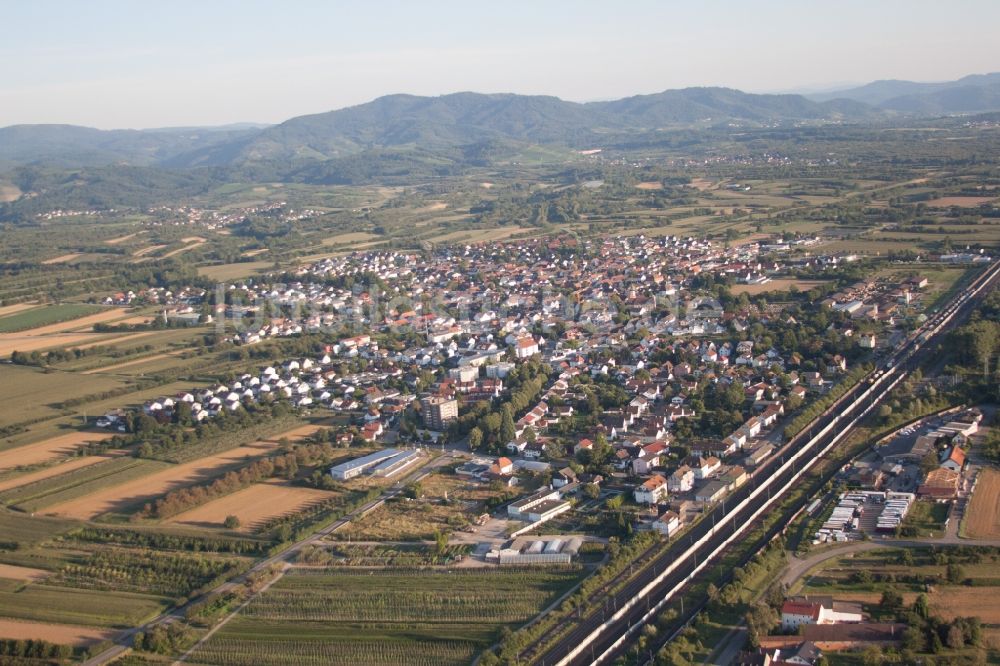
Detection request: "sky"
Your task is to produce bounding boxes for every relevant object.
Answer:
[2,0,999,129]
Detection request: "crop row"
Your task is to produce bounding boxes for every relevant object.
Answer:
[190,637,476,666]
[0,458,169,512]
[52,547,241,597]
[242,588,551,623]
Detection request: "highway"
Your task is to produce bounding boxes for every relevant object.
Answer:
[524,259,1000,666]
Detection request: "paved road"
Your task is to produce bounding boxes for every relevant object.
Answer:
[81,455,445,666]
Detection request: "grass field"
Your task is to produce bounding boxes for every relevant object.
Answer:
[189,568,584,666]
[0,510,79,548]
[0,365,125,432]
[0,304,102,334]
[43,442,279,520]
[965,467,1000,539]
[197,261,274,281]
[0,584,168,628]
[900,500,950,538]
[426,226,529,244]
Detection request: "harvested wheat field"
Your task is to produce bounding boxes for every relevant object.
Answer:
[0,332,106,356]
[925,196,996,207]
[688,178,716,191]
[0,308,130,356]
[115,315,154,326]
[265,424,326,443]
[0,432,114,472]
[44,442,279,520]
[41,253,83,265]
[166,479,330,530]
[0,563,50,582]
[930,586,1000,625]
[0,618,116,645]
[160,240,205,259]
[132,244,166,257]
[0,454,119,492]
[965,467,1000,539]
[105,232,143,245]
[635,181,662,190]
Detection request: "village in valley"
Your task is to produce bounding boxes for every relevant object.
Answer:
[53,230,996,664]
[2,50,1000,663]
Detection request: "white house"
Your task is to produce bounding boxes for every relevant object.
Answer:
[634,475,669,504]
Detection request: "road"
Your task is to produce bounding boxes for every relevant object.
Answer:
[705,530,1000,666]
[81,453,445,666]
[522,259,1000,666]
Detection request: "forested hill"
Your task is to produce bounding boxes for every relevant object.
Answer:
[809,72,1000,113]
[170,88,874,166]
[1,87,877,171]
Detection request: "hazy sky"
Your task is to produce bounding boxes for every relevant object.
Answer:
[2,0,999,129]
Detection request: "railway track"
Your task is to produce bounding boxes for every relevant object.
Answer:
[521,259,1000,666]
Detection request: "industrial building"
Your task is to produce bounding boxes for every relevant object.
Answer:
[329,448,421,480]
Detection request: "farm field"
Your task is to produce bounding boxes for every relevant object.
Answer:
[0,618,117,646]
[0,457,170,513]
[41,253,84,265]
[0,430,115,471]
[189,568,584,666]
[0,303,41,318]
[0,307,135,357]
[42,442,279,520]
[0,584,168,628]
[0,331,118,356]
[81,352,178,375]
[729,279,831,295]
[925,196,997,207]
[165,479,332,531]
[0,511,78,547]
[0,456,115,492]
[2,307,128,335]
[321,231,380,246]
[426,226,529,244]
[0,563,50,582]
[965,467,1000,539]
[793,546,1000,651]
[197,261,272,281]
[0,304,103,334]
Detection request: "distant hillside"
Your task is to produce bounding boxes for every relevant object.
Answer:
[0,124,261,168]
[1,87,879,171]
[810,72,1000,114]
[194,88,876,166]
